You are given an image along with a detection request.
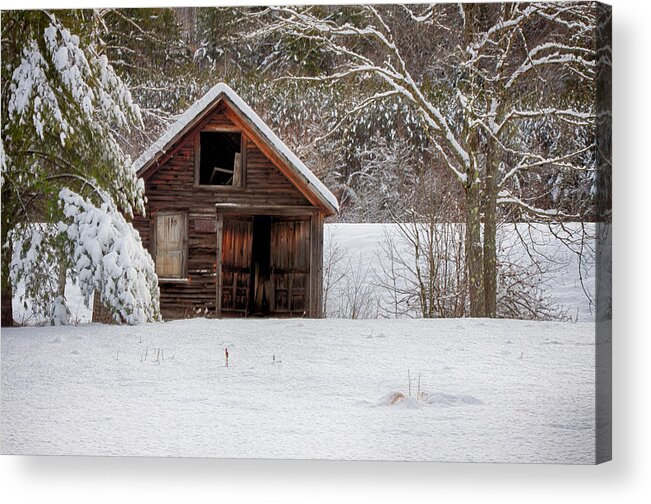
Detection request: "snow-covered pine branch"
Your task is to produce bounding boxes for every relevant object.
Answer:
[5,10,145,219]
[9,223,70,325]
[9,190,161,325]
[59,189,161,325]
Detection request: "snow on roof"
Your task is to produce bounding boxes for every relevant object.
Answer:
[133,83,339,214]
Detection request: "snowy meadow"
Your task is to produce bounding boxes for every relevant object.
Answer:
[2,223,598,463]
[1,318,596,463]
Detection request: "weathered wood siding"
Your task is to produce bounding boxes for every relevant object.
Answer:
[134,103,323,319]
[309,212,324,317]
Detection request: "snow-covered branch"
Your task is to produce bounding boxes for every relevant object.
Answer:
[250,6,471,181]
[59,189,160,324]
[506,50,595,89]
[500,144,596,188]
[496,108,595,132]
[497,190,578,220]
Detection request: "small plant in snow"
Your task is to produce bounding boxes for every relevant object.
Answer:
[387,369,426,405]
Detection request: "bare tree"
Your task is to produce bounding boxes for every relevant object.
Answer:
[339,251,378,319]
[496,224,576,321]
[376,219,467,319]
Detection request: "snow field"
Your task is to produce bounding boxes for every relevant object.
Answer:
[1,318,597,463]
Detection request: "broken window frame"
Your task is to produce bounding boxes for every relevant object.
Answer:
[194,129,246,188]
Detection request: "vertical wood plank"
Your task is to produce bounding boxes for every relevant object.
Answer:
[233,152,242,187]
[151,211,157,262]
[241,134,248,188]
[193,133,200,185]
[232,271,238,311]
[183,212,189,277]
[309,212,324,317]
[215,213,223,317]
[220,216,254,314]
[315,212,324,318]
[310,214,316,317]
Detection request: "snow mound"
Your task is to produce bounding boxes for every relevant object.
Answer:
[380,391,483,407]
[379,392,421,409]
[420,392,484,406]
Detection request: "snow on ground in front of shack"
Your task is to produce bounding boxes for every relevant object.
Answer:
[1,317,596,463]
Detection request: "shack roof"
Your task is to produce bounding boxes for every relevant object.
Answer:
[134,83,339,215]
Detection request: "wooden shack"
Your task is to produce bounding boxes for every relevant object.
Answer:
[132,83,339,319]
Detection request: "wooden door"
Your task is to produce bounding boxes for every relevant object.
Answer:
[270,217,311,315]
[220,216,253,314]
[155,212,186,278]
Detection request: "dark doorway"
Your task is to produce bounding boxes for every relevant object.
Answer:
[249,215,272,315]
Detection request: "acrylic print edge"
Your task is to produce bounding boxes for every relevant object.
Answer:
[595,0,612,465]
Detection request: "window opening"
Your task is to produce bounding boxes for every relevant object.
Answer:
[199,131,242,186]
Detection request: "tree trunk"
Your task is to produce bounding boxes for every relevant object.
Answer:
[465,182,485,317]
[58,262,67,298]
[1,237,14,327]
[1,277,13,327]
[92,291,115,324]
[483,150,498,318]
[460,4,486,318]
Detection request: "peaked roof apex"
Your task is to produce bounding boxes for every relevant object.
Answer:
[133,83,339,214]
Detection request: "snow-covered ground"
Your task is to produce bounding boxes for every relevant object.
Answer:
[1,318,597,463]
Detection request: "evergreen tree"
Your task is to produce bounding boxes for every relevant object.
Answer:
[1,10,158,325]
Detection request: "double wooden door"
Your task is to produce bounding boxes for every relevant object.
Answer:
[219,215,310,316]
